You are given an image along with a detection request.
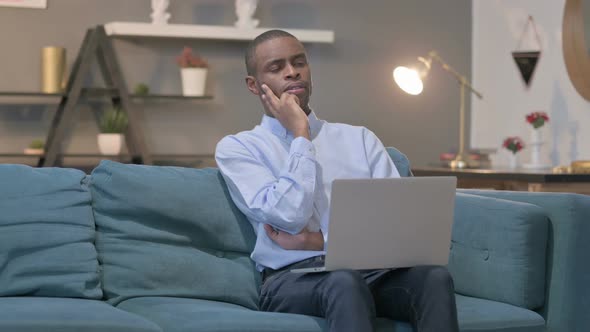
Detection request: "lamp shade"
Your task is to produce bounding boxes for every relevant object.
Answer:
[393,66,423,95]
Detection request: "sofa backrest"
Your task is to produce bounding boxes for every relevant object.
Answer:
[87,149,413,309]
[0,147,552,317]
[0,165,101,299]
[385,147,413,177]
[90,160,260,309]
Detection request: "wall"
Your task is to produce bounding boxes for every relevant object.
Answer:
[0,0,471,167]
[471,0,590,167]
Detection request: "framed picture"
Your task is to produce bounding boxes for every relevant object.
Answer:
[0,0,47,9]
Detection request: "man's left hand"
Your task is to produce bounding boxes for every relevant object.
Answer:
[264,224,324,251]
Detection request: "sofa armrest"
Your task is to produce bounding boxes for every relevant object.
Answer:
[458,189,590,332]
[450,193,549,309]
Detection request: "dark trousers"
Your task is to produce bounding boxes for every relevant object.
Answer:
[260,259,459,332]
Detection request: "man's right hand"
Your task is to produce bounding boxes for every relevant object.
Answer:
[261,84,310,140]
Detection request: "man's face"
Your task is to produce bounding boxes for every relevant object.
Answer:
[246,37,313,114]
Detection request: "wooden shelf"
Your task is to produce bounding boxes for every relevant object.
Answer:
[81,88,214,100]
[1,153,212,158]
[0,153,43,158]
[104,22,335,43]
[1,24,258,168]
[0,92,63,97]
[0,89,214,102]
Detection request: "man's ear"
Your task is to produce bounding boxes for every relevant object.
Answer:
[245,76,260,95]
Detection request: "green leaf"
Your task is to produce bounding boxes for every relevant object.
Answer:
[99,107,128,133]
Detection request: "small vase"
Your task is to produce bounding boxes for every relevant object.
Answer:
[180,67,207,96]
[234,0,260,28]
[42,46,66,93]
[530,128,542,144]
[524,127,551,169]
[509,153,519,169]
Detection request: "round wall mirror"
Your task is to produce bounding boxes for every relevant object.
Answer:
[563,0,590,101]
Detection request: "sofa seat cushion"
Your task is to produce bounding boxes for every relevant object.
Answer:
[117,297,409,332]
[0,165,101,299]
[90,161,259,309]
[0,297,161,332]
[449,193,549,309]
[456,295,545,332]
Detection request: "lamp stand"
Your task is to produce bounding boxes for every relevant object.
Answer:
[449,80,469,169]
[429,52,483,169]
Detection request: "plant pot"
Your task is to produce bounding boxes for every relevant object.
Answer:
[180,67,207,96]
[23,148,44,155]
[98,133,124,155]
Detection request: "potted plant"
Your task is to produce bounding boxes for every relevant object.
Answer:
[502,136,525,169]
[24,139,44,155]
[525,111,550,143]
[524,111,550,169]
[176,46,208,96]
[98,107,128,155]
[134,83,150,96]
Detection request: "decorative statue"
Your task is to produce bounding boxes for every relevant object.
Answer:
[151,0,171,25]
[235,0,260,29]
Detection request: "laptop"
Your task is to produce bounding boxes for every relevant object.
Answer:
[291,176,457,273]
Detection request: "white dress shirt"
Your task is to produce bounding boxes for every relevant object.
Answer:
[215,111,400,271]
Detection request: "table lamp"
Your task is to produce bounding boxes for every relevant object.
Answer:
[394,51,484,169]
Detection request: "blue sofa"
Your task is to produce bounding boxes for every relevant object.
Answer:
[0,148,588,332]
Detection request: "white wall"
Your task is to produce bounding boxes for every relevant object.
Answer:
[471,0,590,167]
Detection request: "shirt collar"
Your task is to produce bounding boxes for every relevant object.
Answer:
[260,110,323,140]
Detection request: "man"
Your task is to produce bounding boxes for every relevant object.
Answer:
[215,30,459,332]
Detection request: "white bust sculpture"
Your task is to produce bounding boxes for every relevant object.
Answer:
[235,0,260,29]
[151,0,171,25]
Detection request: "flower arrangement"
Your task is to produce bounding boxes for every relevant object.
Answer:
[502,136,525,154]
[525,111,549,129]
[176,47,208,68]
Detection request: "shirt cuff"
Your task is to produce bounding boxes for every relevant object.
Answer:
[290,136,316,159]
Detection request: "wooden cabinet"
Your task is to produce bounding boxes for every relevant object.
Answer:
[412,167,590,195]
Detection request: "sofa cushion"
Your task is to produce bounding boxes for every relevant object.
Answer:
[456,295,546,332]
[458,190,590,332]
[0,165,101,299]
[0,297,161,332]
[90,160,260,309]
[118,295,545,332]
[117,297,408,332]
[449,193,548,309]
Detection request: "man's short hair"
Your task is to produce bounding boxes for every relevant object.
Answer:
[245,29,298,76]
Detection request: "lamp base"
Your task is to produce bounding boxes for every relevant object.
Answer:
[449,156,467,169]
